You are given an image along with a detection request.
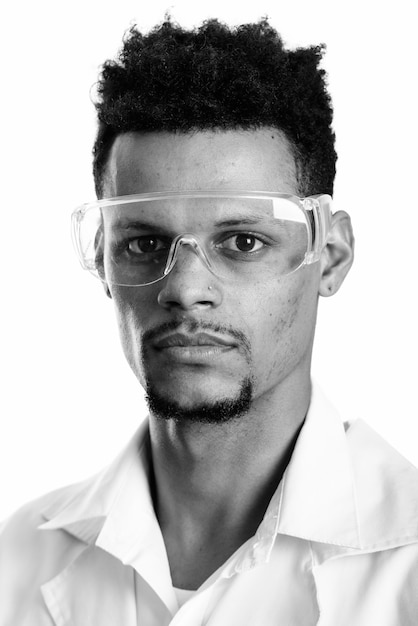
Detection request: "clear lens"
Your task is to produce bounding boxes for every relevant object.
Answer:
[72,192,325,286]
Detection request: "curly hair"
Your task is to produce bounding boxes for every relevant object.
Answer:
[93,18,336,198]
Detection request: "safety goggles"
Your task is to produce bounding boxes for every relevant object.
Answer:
[71,191,332,286]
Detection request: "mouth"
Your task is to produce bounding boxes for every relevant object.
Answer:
[153,332,237,349]
[151,332,238,364]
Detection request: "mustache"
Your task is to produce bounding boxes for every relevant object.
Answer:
[142,319,251,356]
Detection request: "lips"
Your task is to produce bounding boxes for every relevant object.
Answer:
[153,332,236,349]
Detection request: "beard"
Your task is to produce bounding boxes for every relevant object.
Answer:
[145,376,253,424]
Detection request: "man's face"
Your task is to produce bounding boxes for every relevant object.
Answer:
[103,129,321,421]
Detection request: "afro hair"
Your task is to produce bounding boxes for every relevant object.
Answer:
[93,18,337,198]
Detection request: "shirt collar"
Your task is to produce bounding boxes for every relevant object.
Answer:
[274,383,361,547]
[253,385,418,563]
[39,422,176,601]
[39,384,418,566]
[39,421,153,545]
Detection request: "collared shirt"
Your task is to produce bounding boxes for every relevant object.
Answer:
[1,385,418,625]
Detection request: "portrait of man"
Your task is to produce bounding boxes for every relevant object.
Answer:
[1,12,417,625]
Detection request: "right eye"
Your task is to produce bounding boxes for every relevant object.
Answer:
[127,236,170,255]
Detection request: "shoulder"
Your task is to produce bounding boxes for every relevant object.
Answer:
[1,478,90,545]
[309,408,418,621]
[345,418,418,549]
[0,481,90,599]
[313,540,418,624]
[0,422,148,563]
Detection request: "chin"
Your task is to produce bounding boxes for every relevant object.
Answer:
[145,377,253,424]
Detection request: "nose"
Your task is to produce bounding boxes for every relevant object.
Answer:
[157,242,222,311]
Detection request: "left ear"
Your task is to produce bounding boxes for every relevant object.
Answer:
[319,210,355,297]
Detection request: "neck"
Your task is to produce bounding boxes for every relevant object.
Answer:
[148,370,311,589]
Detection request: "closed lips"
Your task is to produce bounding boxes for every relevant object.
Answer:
[153,332,236,348]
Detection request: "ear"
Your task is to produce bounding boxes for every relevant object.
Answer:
[319,211,354,297]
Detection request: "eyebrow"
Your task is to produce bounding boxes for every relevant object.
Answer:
[111,221,167,232]
[214,216,269,228]
[111,214,271,232]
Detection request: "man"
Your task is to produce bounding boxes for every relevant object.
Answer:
[1,18,417,625]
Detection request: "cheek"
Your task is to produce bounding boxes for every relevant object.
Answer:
[110,288,155,375]
[241,269,319,380]
[111,287,155,327]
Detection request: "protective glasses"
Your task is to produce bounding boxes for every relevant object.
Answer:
[71,191,332,287]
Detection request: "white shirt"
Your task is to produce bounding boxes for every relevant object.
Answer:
[1,385,418,625]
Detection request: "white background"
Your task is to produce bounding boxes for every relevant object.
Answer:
[0,0,417,521]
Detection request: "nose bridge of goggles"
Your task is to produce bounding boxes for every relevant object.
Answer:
[163,234,221,280]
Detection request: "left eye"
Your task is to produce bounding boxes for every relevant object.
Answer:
[218,234,265,253]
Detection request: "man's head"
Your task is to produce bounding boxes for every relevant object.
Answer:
[88,19,353,424]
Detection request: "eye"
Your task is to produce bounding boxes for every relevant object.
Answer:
[127,236,170,255]
[218,233,265,253]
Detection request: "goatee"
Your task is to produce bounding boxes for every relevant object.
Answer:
[146,378,253,424]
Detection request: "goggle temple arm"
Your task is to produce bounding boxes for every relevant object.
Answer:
[303,194,333,264]
[71,210,87,269]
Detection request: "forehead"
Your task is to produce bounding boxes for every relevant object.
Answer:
[103,128,298,198]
